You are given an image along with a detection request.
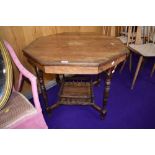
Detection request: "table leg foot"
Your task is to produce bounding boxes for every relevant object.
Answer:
[46,102,61,113]
[46,107,52,113]
[91,104,107,119]
[100,109,107,120]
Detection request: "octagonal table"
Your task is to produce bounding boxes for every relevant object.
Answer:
[23,32,129,118]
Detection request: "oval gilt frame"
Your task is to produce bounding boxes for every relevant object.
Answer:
[0,40,13,110]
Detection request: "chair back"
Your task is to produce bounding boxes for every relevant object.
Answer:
[120,26,128,36]
[127,26,138,46]
[0,40,47,128]
[141,26,155,43]
[127,26,155,45]
[128,26,155,46]
[3,40,42,112]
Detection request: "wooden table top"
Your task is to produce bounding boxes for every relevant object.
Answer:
[23,33,129,74]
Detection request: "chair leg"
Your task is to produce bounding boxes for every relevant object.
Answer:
[129,53,132,72]
[150,63,155,77]
[131,56,143,89]
[119,59,126,73]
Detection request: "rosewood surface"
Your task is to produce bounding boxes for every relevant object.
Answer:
[23,33,129,118]
[23,33,129,74]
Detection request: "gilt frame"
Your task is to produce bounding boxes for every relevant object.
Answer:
[0,40,13,110]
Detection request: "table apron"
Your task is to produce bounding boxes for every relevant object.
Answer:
[43,55,126,74]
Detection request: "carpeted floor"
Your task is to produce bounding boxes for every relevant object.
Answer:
[34,54,155,129]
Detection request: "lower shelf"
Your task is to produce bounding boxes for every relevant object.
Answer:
[59,77,94,105]
[46,76,107,119]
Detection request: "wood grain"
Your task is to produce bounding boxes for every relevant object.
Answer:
[0,26,121,94]
[23,33,129,74]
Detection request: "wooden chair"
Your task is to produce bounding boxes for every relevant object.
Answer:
[0,40,48,128]
[128,26,155,89]
[119,26,137,73]
[117,26,129,44]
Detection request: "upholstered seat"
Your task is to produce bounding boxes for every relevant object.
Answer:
[0,91,37,128]
[129,43,155,57]
[0,40,47,129]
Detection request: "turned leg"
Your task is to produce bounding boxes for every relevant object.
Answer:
[56,74,61,84]
[101,67,114,118]
[35,67,49,110]
[129,52,132,72]
[150,63,155,77]
[131,56,143,89]
[93,74,101,86]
